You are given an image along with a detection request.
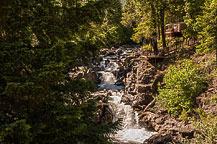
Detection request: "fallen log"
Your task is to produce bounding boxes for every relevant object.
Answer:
[143,99,156,112]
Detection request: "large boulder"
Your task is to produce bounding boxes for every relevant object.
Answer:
[144,133,173,144]
[84,70,98,86]
[134,93,153,106]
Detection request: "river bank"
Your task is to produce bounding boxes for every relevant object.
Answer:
[70,45,217,144]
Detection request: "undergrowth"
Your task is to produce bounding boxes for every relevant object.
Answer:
[156,60,206,116]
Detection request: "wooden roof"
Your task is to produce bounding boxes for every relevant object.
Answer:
[166,22,185,26]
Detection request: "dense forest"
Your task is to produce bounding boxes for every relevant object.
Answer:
[0,0,216,144]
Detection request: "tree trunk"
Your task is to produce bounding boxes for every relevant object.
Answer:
[153,34,158,55]
[216,47,217,65]
[160,8,166,49]
[158,24,161,40]
[151,3,158,55]
[0,0,8,40]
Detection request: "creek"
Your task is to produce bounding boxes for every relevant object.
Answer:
[97,47,156,144]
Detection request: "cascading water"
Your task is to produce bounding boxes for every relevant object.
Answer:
[97,51,156,144]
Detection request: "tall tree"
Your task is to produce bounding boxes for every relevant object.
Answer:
[129,0,159,54]
[196,0,217,62]
[122,0,186,54]
[121,0,139,29]
[184,0,205,39]
[159,1,167,49]
[0,0,121,143]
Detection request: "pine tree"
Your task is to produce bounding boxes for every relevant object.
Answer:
[0,0,121,143]
[184,0,205,39]
[122,0,186,54]
[196,0,217,62]
[128,0,159,54]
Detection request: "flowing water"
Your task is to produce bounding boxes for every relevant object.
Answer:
[97,52,156,144]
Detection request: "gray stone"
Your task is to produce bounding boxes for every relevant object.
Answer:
[155,117,164,124]
[136,84,152,93]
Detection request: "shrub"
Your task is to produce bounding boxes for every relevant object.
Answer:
[156,60,205,116]
[194,115,217,144]
[0,120,32,144]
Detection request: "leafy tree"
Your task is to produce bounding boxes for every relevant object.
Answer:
[120,0,139,44]
[122,0,186,54]
[165,0,185,24]
[183,0,205,39]
[0,0,121,143]
[129,0,159,54]
[156,60,205,116]
[196,0,217,62]
[121,0,139,29]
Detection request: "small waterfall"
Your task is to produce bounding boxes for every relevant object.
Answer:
[108,91,155,143]
[97,52,156,144]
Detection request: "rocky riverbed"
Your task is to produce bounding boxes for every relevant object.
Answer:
[70,45,200,143]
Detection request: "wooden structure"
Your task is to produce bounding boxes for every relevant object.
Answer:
[165,22,187,38]
[142,44,181,63]
[141,22,193,64]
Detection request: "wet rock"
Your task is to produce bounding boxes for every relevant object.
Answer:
[144,133,173,144]
[135,52,140,57]
[96,95,105,101]
[132,104,143,111]
[102,96,108,103]
[128,90,137,95]
[77,73,83,79]
[92,66,102,72]
[99,56,103,61]
[112,69,120,76]
[84,70,98,85]
[168,128,179,135]
[164,119,176,127]
[107,90,113,97]
[68,71,84,79]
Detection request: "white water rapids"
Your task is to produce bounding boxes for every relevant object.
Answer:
[98,55,156,144]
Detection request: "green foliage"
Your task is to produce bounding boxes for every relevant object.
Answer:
[121,0,138,29]
[142,44,152,51]
[156,60,205,116]
[0,0,121,143]
[121,0,186,54]
[196,0,217,55]
[209,94,217,104]
[179,109,189,122]
[183,0,205,39]
[194,115,217,144]
[0,120,32,144]
[130,1,157,42]
[131,16,155,43]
